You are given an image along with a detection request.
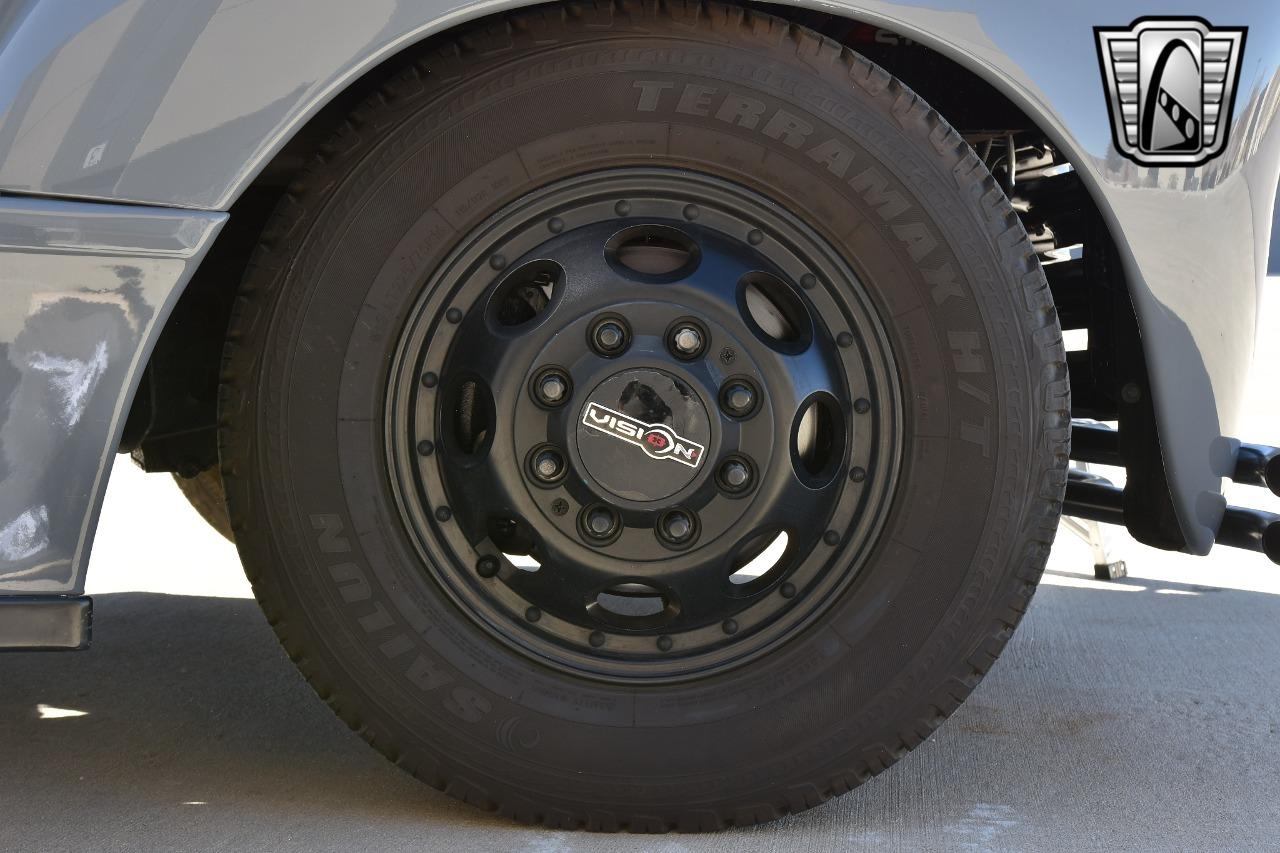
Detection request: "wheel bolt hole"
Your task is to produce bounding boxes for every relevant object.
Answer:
[664,513,691,540]
[716,456,755,495]
[579,505,620,543]
[540,375,566,403]
[675,329,700,352]
[719,379,759,419]
[531,368,572,408]
[527,444,567,486]
[535,453,560,479]
[666,321,707,360]
[656,509,698,548]
[665,318,709,361]
[597,324,624,350]
[588,315,631,357]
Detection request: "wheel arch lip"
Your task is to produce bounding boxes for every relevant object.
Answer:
[0,2,1273,215]
[0,0,1275,594]
[0,197,225,595]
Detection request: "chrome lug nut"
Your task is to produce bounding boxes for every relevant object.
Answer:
[663,512,692,540]
[658,509,696,545]
[532,368,571,407]
[590,317,629,356]
[583,506,618,540]
[596,323,624,350]
[726,385,753,411]
[718,458,752,492]
[532,448,564,483]
[720,380,758,418]
[671,324,705,358]
[539,374,566,403]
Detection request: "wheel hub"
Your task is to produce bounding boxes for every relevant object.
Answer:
[385,168,902,681]
[576,368,711,503]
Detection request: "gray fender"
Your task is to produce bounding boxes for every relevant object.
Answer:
[0,0,1277,592]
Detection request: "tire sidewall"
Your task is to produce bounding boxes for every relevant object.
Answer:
[226,20,1048,810]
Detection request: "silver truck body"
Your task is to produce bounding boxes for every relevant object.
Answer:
[0,0,1276,600]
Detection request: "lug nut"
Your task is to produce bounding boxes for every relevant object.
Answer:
[540,375,566,403]
[590,318,629,356]
[596,323,624,349]
[531,447,564,483]
[658,510,696,545]
[583,506,618,540]
[671,324,705,358]
[726,385,753,412]
[720,380,758,418]
[718,458,752,492]
[533,369,571,407]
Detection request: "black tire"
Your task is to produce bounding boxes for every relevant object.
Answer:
[171,470,233,541]
[220,1,1068,831]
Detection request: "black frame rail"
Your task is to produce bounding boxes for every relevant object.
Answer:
[1066,421,1280,564]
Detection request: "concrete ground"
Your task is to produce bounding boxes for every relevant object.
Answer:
[2,285,1278,852]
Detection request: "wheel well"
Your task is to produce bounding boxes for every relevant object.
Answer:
[123,1,1171,541]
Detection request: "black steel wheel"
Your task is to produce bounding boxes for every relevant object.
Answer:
[221,1,1068,831]
[386,168,901,680]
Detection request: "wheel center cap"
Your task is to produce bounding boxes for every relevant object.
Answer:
[575,368,711,502]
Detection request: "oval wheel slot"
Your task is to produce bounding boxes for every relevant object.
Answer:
[504,553,541,572]
[793,394,844,486]
[588,582,678,630]
[450,377,495,459]
[728,530,790,587]
[606,225,700,280]
[492,259,561,327]
[738,271,813,353]
[488,516,541,572]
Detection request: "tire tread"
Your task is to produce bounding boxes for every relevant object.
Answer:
[218,0,1069,831]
